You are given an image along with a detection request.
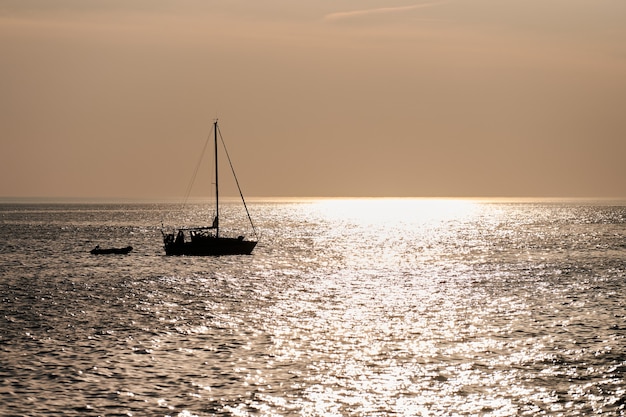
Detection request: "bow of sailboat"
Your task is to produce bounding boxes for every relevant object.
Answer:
[215,121,259,242]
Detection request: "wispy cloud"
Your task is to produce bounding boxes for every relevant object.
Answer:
[324,2,445,22]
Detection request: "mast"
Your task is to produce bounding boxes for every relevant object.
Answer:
[214,119,219,238]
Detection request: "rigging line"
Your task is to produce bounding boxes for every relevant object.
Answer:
[181,124,213,211]
[217,124,260,240]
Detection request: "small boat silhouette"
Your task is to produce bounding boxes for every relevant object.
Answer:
[90,245,133,255]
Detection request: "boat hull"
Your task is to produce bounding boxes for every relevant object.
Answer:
[90,246,133,255]
[164,236,257,256]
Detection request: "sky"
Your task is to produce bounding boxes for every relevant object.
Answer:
[1,0,625,199]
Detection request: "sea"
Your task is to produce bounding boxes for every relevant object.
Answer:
[0,198,625,417]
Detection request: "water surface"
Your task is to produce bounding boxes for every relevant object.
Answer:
[1,199,625,416]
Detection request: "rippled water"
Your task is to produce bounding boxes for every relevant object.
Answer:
[1,199,625,416]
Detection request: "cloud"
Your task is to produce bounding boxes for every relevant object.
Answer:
[324,2,444,22]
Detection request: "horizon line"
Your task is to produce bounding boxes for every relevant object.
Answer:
[1,195,625,203]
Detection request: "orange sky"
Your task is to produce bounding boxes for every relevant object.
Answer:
[1,0,625,199]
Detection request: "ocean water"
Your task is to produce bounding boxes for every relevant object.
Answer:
[0,198,625,416]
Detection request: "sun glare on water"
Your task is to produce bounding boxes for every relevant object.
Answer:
[303,198,485,273]
[312,198,481,227]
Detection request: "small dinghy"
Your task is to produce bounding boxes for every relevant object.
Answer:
[90,245,133,255]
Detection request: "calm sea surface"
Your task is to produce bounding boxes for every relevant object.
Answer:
[1,199,625,416]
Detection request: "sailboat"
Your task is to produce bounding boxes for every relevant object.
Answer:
[162,120,258,256]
